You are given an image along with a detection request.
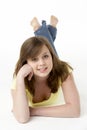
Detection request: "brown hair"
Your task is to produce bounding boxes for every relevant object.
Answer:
[14,36,73,95]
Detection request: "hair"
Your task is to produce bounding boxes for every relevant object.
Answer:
[14,36,73,95]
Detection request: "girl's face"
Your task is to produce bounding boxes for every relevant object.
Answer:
[27,45,53,79]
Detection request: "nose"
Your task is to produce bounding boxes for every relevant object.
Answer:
[39,59,45,66]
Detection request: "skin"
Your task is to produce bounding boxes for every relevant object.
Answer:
[11,45,80,123]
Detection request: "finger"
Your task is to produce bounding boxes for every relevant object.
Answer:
[28,72,33,80]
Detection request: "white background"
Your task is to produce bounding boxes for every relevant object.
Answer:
[0,0,87,129]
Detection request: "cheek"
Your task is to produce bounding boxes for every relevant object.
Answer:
[49,58,53,65]
[27,62,35,69]
[51,61,53,69]
[48,59,53,68]
[30,63,36,70]
[27,60,33,66]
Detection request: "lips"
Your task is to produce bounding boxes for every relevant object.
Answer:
[38,67,48,73]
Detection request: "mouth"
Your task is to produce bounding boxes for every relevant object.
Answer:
[38,67,48,73]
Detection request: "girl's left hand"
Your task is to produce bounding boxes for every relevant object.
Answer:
[29,107,37,116]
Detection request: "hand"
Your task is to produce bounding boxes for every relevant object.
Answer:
[30,107,36,116]
[17,64,33,80]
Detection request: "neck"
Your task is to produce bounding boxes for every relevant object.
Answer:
[34,76,48,84]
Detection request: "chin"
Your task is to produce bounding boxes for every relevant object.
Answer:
[35,72,49,78]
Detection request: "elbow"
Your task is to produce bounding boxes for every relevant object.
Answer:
[74,109,80,118]
[17,116,30,124]
[72,111,80,118]
[66,102,81,118]
[13,111,30,124]
[71,106,81,118]
[74,103,81,117]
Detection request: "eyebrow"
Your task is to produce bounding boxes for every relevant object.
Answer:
[41,51,50,55]
[43,52,49,54]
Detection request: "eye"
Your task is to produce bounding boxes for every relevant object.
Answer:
[32,57,38,62]
[43,55,49,58]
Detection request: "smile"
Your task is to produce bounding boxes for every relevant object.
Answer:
[38,67,48,73]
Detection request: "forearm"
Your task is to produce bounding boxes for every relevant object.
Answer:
[31,103,80,118]
[12,77,30,123]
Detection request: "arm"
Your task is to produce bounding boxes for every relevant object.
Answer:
[30,73,80,118]
[11,64,33,123]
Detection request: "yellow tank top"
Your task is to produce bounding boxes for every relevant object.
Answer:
[11,77,65,108]
[25,87,65,107]
[11,67,72,107]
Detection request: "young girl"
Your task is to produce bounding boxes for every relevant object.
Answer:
[11,15,80,123]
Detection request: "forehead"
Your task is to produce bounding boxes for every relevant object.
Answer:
[27,44,51,60]
[38,45,50,55]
